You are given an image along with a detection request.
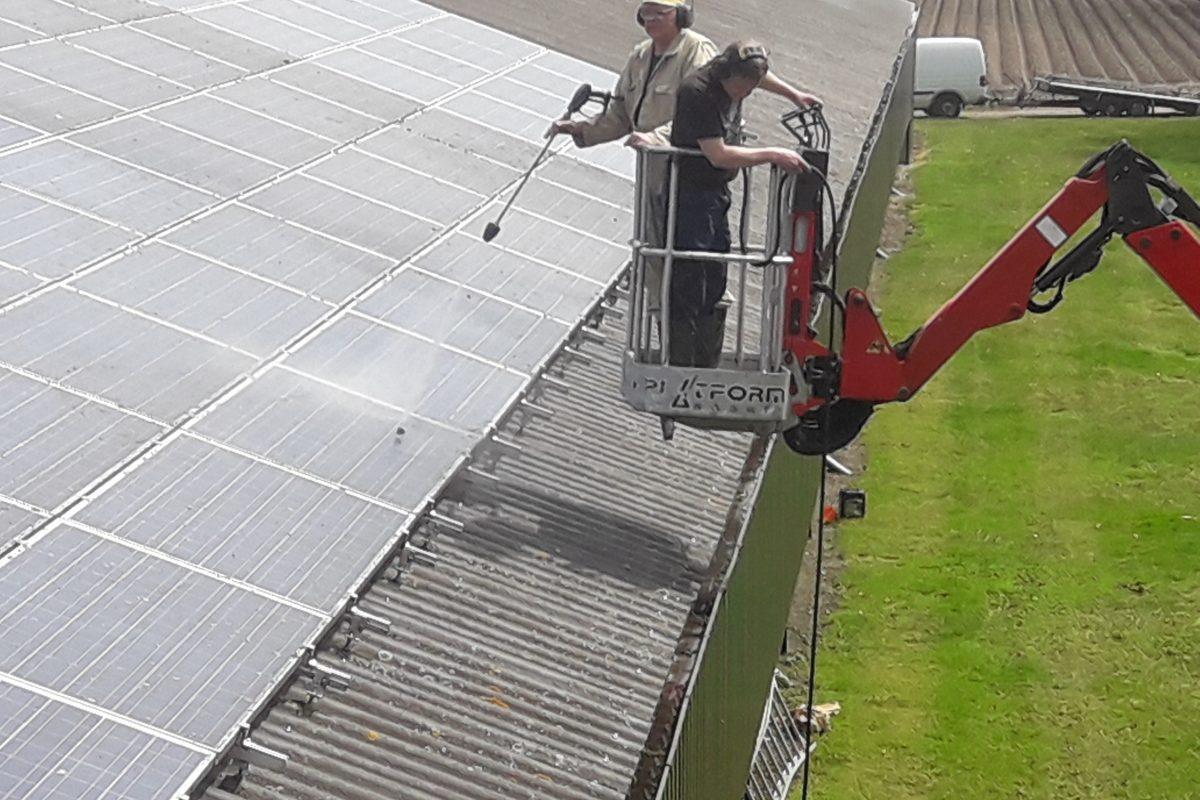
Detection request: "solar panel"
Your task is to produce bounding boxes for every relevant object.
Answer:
[0,498,45,551]
[0,525,326,746]
[0,681,208,800]
[0,0,633,795]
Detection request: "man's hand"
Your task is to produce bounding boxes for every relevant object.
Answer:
[768,147,809,173]
[547,119,583,139]
[624,131,656,149]
[792,90,822,108]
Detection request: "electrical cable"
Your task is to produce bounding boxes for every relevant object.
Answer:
[800,437,828,800]
[752,172,795,267]
[800,167,841,800]
[739,167,752,255]
[808,177,845,316]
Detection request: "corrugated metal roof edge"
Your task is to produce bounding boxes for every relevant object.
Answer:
[192,9,924,794]
[623,435,775,800]
[184,255,631,799]
[839,8,924,230]
[626,13,921,798]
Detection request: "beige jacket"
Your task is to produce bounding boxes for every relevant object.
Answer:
[576,29,717,147]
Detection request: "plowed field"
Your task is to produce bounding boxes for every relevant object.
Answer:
[917,0,1200,93]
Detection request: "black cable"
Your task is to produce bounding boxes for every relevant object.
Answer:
[801,167,840,800]
[739,167,752,255]
[1028,276,1067,314]
[753,173,795,267]
[810,282,846,315]
[800,444,828,800]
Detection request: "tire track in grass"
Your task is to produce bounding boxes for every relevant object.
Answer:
[1077,0,1157,85]
[814,406,952,800]
[936,374,1050,800]
[1031,123,1200,796]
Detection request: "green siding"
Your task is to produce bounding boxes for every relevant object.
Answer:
[660,447,821,800]
[655,35,915,800]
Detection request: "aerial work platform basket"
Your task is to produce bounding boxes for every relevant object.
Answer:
[621,108,832,438]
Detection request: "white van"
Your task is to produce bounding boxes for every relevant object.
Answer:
[914,37,989,118]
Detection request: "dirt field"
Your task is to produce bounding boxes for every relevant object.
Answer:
[917,0,1200,93]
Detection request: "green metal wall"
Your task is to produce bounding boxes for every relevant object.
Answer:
[654,33,916,800]
[659,444,821,800]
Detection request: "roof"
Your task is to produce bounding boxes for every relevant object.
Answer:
[0,0,916,796]
[0,1,637,797]
[225,315,756,800]
[213,1,917,799]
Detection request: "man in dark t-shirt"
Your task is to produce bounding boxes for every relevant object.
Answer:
[663,41,817,367]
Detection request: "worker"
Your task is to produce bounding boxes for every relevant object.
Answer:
[552,1,715,150]
[666,41,817,366]
[551,1,716,317]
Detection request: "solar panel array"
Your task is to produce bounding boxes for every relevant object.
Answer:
[0,1,634,797]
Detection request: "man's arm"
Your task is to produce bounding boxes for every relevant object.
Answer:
[760,71,822,108]
[697,137,808,172]
[557,54,636,147]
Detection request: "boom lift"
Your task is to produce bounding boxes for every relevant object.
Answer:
[621,108,1200,454]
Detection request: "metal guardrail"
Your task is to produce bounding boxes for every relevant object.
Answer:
[745,671,811,800]
[627,145,794,372]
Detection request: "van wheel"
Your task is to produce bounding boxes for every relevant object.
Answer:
[1129,101,1149,117]
[930,92,964,118]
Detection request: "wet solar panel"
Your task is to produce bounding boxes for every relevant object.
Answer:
[0,0,633,796]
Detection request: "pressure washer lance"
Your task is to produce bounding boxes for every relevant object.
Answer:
[482,83,605,242]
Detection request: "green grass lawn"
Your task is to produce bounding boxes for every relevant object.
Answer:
[805,117,1200,799]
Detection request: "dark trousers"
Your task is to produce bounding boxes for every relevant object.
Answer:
[667,186,730,367]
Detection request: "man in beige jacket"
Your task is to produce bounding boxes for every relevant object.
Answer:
[552,1,714,317]
[554,2,820,317]
[553,1,715,149]
[555,1,821,146]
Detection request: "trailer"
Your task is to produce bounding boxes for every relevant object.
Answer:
[1029,75,1200,117]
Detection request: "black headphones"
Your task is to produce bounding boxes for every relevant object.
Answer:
[713,42,769,79]
[636,2,693,29]
[734,43,769,64]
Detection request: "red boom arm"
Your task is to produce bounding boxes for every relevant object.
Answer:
[783,141,1200,455]
[841,166,1111,402]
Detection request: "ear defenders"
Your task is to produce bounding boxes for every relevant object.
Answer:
[636,2,693,29]
[735,43,769,64]
[712,42,770,80]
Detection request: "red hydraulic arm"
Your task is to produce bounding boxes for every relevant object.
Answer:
[784,141,1200,455]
